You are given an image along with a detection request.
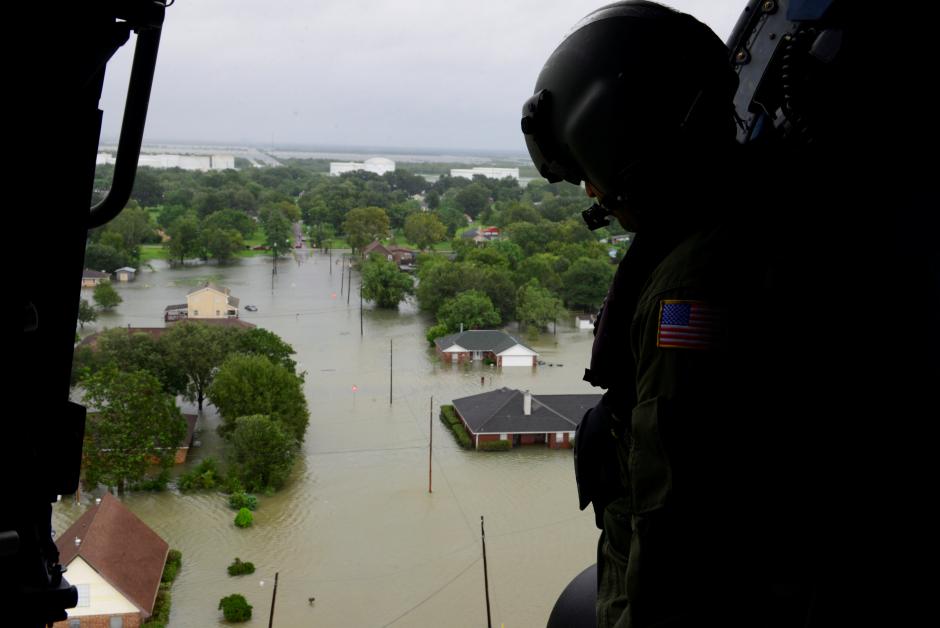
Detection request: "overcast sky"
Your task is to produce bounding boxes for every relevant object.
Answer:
[100,1,744,153]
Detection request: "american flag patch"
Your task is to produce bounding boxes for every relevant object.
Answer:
[657,300,723,350]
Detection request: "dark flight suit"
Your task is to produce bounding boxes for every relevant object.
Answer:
[578,217,804,627]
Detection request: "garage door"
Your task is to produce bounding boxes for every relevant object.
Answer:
[501,355,532,367]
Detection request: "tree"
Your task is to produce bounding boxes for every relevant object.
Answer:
[403,212,447,251]
[203,208,256,239]
[454,183,490,218]
[161,322,231,411]
[92,282,122,311]
[231,328,298,373]
[437,290,501,333]
[208,354,309,442]
[165,214,203,264]
[361,255,415,308]
[561,257,615,309]
[81,367,187,492]
[415,261,477,315]
[233,507,254,528]
[227,415,296,492]
[259,204,293,263]
[130,167,164,206]
[77,299,97,329]
[425,190,441,209]
[94,328,187,396]
[516,279,565,335]
[218,594,252,622]
[516,253,564,294]
[107,204,155,259]
[203,227,244,264]
[85,242,128,273]
[343,206,390,253]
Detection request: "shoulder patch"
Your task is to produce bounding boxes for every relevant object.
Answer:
[656,300,724,350]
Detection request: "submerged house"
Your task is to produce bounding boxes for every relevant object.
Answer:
[164,283,242,322]
[433,330,538,367]
[452,387,600,449]
[53,493,169,628]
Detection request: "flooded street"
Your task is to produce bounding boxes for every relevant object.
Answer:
[60,251,600,627]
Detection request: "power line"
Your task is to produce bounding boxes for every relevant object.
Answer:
[380,557,482,628]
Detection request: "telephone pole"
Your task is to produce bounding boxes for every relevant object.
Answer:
[267,571,279,628]
[481,516,492,628]
[389,338,393,405]
[428,396,433,494]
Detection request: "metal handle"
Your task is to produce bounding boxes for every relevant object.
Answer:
[88,9,164,228]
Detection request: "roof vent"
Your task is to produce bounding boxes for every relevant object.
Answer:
[74,537,81,547]
[95,498,102,505]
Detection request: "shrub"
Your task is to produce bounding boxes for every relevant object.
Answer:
[177,457,223,491]
[227,557,256,576]
[234,507,253,528]
[219,594,252,622]
[132,469,170,492]
[479,439,512,451]
[161,549,182,583]
[229,492,258,511]
[439,405,459,427]
[449,422,472,449]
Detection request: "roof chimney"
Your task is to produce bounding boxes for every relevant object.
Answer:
[523,390,532,416]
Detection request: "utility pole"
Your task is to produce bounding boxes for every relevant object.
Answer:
[347,258,352,305]
[267,571,279,628]
[340,253,345,295]
[481,516,492,628]
[329,244,332,276]
[429,396,433,494]
[389,338,393,405]
[360,285,363,336]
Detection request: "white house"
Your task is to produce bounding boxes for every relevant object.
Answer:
[53,493,168,627]
[433,330,539,367]
[114,267,136,282]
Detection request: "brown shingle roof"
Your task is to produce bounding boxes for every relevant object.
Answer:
[56,493,168,617]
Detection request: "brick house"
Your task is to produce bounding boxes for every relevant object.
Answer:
[433,329,538,367]
[362,240,417,268]
[53,493,168,628]
[452,387,600,449]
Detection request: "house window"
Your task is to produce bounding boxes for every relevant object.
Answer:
[500,433,508,440]
[76,583,90,607]
[216,310,220,316]
[109,617,124,628]
[557,432,565,443]
[193,310,199,316]
[69,620,81,628]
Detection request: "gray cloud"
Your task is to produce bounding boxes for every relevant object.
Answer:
[100,1,745,152]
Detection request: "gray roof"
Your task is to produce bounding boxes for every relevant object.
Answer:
[461,228,479,238]
[434,330,534,354]
[82,269,110,278]
[453,388,601,434]
[227,295,240,308]
[115,267,137,273]
[164,304,187,311]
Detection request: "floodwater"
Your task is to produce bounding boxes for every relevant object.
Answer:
[59,250,600,627]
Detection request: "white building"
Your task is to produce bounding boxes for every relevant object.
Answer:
[330,157,396,176]
[450,167,520,181]
[95,152,235,171]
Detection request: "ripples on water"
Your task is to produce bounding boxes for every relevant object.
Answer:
[64,253,599,627]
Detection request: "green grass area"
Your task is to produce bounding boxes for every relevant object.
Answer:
[140,244,168,263]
